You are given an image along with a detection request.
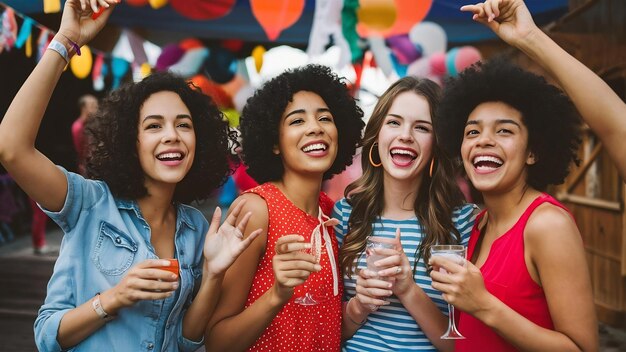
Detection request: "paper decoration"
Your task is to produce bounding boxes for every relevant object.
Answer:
[379,0,433,37]
[203,47,237,83]
[251,45,265,73]
[25,33,32,57]
[307,0,351,69]
[15,16,33,49]
[126,0,149,6]
[43,0,61,14]
[409,21,447,57]
[37,29,51,61]
[190,74,234,108]
[341,0,363,63]
[357,0,396,35]
[70,45,93,79]
[149,0,169,10]
[168,47,209,78]
[170,0,235,21]
[250,0,305,41]
[92,53,106,91]
[111,57,130,89]
[369,36,393,77]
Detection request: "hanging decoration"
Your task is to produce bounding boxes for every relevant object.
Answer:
[111,57,130,89]
[356,0,396,35]
[251,45,265,73]
[70,45,93,79]
[43,0,61,14]
[379,0,433,37]
[148,0,169,10]
[250,0,305,41]
[92,53,106,91]
[307,0,351,69]
[36,29,51,61]
[409,21,447,57]
[15,16,33,49]
[126,0,149,7]
[170,0,236,21]
[1,7,18,53]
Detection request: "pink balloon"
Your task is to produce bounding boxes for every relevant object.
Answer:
[407,56,430,77]
[454,46,482,73]
[429,52,446,76]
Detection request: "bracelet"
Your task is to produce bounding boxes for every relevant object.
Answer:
[58,33,82,56]
[346,298,367,326]
[47,39,70,64]
[92,293,115,322]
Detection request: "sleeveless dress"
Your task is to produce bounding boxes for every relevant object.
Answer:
[456,193,567,351]
[243,183,343,351]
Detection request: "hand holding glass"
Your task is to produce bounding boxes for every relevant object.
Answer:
[365,236,396,310]
[431,245,466,339]
[294,235,322,306]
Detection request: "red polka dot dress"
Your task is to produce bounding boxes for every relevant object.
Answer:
[243,183,342,351]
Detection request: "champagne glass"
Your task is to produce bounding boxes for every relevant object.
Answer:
[294,233,322,306]
[365,236,396,310]
[431,244,466,339]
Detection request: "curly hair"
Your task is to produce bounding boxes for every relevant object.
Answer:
[86,72,232,204]
[436,58,581,191]
[340,77,465,278]
[240,64,364,183]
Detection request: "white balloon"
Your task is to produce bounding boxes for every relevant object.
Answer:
[369,36,394,77]
[408,21,447,57]
[407,56,431,78]
[234,84,256,113]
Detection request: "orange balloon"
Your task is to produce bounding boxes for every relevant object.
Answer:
[357,0,397,36]
[250,0,305,41]
[358,0,433,37]
[190,75,234,109]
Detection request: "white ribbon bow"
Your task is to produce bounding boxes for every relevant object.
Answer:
[310,207,340,297]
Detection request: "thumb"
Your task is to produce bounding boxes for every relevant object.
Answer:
[394,228,402,246]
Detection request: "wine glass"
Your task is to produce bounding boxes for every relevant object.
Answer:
[365,236,397,310]
[431,244,466,340]
[294,233,322,305]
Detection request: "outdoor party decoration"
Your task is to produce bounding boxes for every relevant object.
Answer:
[0,7,18,53]
[251,45,265,73]
[250,0,305,41]
[111,56,130,89]
[171,0,235,21]
[14,16,33,50]
[168,47,209,78]
[445,46,481,77]
[148,0,169,10]
[189,74,234,109]
[126,0,149,7]
[357,0,397,35]
[203,46,237,83]
[369,36,394,77]
[155,43,185,71]
[43,0,60,14]
[386,34,420,65]
[70,45,93,79]
[380,0,433,37]
[307,0,351,68]
[92,53,106,91]
[36,29,51,61]
[409,21,447,57]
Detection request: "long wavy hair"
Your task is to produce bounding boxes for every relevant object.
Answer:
[340,77,466,278]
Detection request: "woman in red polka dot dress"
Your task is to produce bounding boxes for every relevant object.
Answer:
[204,65,365,351]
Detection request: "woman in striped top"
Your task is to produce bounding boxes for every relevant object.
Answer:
[333,77,477,351]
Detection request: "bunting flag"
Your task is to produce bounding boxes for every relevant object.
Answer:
[43,0,61,14]
[25,32,32,57]
[37,29,51,61]
[15,16,33,49]
[1,7,18,53]
[93,53,106,91]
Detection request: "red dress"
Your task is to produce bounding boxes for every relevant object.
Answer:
[456,194,565,351]
[243,183,342,351]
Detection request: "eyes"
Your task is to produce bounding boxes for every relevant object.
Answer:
[145,121,193,130]
[464,127,514,137]
[287,114,334,126]
[385,119,431,133]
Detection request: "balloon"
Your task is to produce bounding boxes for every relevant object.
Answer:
[221,39,244,53]
[429,52,447,77]
[155,44,185,72]
[233,84,255,113]
[70,45,93,79]
[386,34,420,65]
[169,47,209,78]
[361,0,433,37]
[357,0,396,36]
[450,46,482,76]
[203,47,237,84]
[220,74,245,98]
[179,38,203,51]
[190,74,234,109]
[126,0,149,6]
[369,36,394,77]
[111,57,130,89]
[409,21,447,57]
[43,0,61,14]
[251,0,305,41]
[390,53,407,77]
[251,45,265,73]
[140,62,152,79]
[149,0,168,9]
[170,0,236,20]
[407,56,431,78]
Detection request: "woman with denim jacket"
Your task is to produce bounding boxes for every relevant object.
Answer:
[0,1,260,351]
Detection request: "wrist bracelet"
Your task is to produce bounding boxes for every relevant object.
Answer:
[346,298,367,326]
[58,33,82,56]
[47,39,70,64]
[92,292,114,322]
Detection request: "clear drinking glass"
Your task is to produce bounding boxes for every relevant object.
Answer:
[430,244,466,339]
[294,234,322,306]
[365,236,397,310]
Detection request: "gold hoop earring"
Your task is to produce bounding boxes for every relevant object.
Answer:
[429,158,435,177]
[368,143,382,167]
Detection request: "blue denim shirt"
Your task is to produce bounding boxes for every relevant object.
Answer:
[34,168,208,352]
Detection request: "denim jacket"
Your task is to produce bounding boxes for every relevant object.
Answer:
[34,168,208,352]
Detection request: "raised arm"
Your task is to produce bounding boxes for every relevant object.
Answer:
[462,0,626,179]
[0,0,116,211]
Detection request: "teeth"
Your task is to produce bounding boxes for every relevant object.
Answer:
[390,149,417,158]
[473,155,503,165]
[157,152,182,160]
[302,143,327,152]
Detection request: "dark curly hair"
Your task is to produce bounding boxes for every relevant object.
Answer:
[240,64,365,183]
[86,72,232,203]
[436,58,581,191]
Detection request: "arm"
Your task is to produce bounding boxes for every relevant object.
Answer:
[180,201,262,342]
[430,205,598,351]
[204,195,318,352]
[462,0,626,179]
[0,0,116,211]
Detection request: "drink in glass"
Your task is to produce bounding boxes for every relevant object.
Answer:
[431,244,466,339]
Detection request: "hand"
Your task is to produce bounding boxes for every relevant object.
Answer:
[429,255,493,315]
[58,0,118,47]
[272,234,320,299]
[460,0,538,46]
[372,228,413,297]
[354,268,393,311]
[102,259,179,315]
[202,200,262,277]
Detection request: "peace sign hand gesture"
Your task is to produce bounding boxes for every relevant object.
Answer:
[58,0,118,48]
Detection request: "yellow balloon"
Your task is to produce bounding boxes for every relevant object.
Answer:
[357,0,397,31]
[70,46,93,79]
[252,45,265,73]
[140,62,152,79]
[149,0,168,9]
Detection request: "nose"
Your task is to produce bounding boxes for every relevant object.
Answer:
[476,130,495,147]
[306,118,324,136]
[161,124,180,144]
[398,126,414,143]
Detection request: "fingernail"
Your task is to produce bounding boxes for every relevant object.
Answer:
[172,283,179,289]
[314,264,322,271]
[387,283,392,288]
[171,274,177,280]
[304,243,311,249]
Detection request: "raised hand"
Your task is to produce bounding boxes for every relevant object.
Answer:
[460,0,537,46]
[101,259,179,315]
[59,0,118,47]
[202,200,262,276]
[272,234,320,298]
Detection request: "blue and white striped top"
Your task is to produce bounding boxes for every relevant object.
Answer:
[333,198,477,351]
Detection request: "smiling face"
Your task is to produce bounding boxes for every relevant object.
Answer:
[377,91,434,188]
[275,90,338,179]
[461,101,535,194]
[136,91,196,190]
